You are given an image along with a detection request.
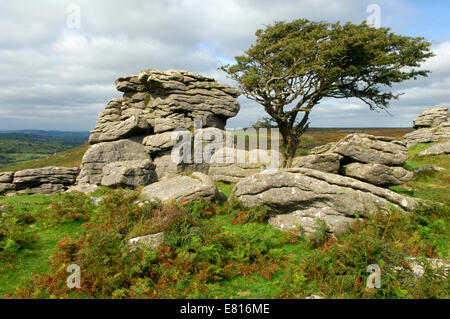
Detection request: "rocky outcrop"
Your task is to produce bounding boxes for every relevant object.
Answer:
[141,172,220,203]
[74,69,240,190]
[89,69,240,144]
[413,106,449,129]
[0,167,79,195]
[404,107,450,147]
[294,133,411,187]
[230,168,417,235]
[418,141,450,156]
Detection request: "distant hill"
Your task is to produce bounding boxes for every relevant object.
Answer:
[0,130,89,168]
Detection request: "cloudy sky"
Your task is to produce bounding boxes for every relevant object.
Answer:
[0,0,449,131]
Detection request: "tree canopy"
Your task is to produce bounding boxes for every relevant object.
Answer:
[221,19,434,167]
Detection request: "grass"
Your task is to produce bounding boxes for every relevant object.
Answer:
[390,141,450,203]
[0,135,448,299]
[0,144,88,172]
[0,194,90,297]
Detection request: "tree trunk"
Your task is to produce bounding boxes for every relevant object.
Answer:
[280,128,298,168]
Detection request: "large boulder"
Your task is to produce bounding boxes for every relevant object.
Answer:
[328,133,408,166]
[413,106,449,129]
[403,122,450,147]
[418,140,450,156]
[89,69,240,144]
[141,172,219,203]
[404,107,450,147]
[77,136,151,185]
[342,163,413,186]
[231,168,417,234]
[101,160,157,187]
[292,153,342,174]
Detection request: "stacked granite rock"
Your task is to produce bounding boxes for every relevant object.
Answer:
[403,106,450,147]
[0,167,79,195]
[292,133,413,187]
[75,69,240,196]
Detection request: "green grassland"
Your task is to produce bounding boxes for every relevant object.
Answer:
[0,144,89,172]
[0,133,448,299]
[0,131,88,170]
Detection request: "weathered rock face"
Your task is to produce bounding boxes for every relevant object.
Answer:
[0,172,14,183]
[0,167,79,195]
[413,106,449,129]
[418,140,450,156]
[74,69,240,190]
[292,153,342,174]
[0,183,15,194]
[342,163,413,186]
[13,167,79,187]
[293,133,411,187]
[89,69,240,145]
[141,172,219,203]
[329,133,408,166]
[404,106,450,147]
[403,122,450,147]
[77,136,152,185]
[231,168,417,234]
[101,160,157,187]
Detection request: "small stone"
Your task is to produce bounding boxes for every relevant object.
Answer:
[126,232,164,251]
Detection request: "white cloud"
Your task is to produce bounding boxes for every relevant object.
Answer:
[0,0,447,131]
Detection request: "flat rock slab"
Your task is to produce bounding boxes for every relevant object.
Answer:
[231,168,417,234]
[13,166,79,187]
[342,162,413,186]
[328,133,408,166]
[141,172,219,203]
[418,140,450,156]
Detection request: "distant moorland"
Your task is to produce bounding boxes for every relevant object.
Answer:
[0,130,89,169]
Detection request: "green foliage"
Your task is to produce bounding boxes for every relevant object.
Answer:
[0,206,37,260]
[48,193,95,223]
[221,19,433,166]
[0,137,448,299]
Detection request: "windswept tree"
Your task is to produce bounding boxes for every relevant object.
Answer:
[221,19,434,167]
